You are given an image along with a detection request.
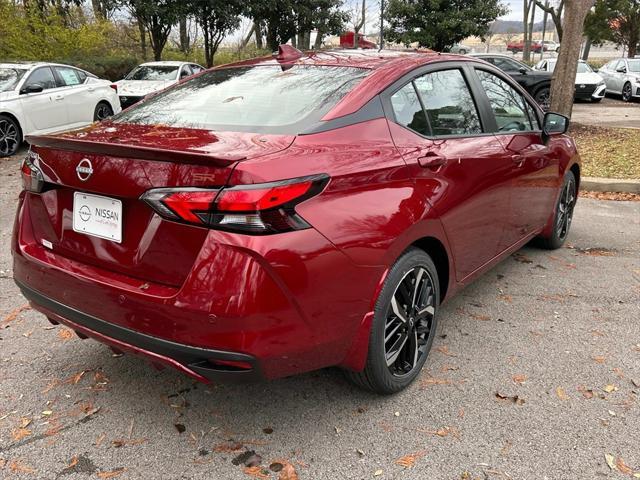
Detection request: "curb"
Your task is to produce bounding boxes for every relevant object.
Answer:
[582,177,640,194]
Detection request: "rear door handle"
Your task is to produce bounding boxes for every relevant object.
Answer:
[417,154,447,169]
[511,154,525,166]
[53,94,64,101]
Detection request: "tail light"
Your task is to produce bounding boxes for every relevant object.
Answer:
[21,150,44,193]
[141,174,329,234]
[109,84,118,93]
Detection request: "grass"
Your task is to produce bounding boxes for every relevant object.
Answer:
[569,124,640,179]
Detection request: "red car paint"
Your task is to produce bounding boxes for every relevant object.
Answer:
[12,50,580,384]
[340,31,377,49]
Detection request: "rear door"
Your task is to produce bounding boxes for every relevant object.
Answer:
[471,66,558,247]
[384,64,513,281]
[52,66,95,124]
[19,66,69,132]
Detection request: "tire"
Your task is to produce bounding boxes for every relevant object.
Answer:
[94,102,114,122]
[0,114,22,158]
[534,86,551,111]
[344,248,440,394]
[538,170,577,250]
[622,82,633,102]
[591,97,603,103]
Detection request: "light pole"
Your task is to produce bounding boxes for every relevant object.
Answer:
[379,0,385,50]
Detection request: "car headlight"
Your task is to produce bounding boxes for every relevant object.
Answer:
[597,80,605,87]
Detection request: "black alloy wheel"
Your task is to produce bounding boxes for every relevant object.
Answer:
[344,248,440,394]
[534,87,551,111]
[539,170,577,250]
[0,115,21,158]
[94,102,114,121]
[622,82,633,102]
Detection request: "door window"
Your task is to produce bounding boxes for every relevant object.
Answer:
[25,67,57,90]
[179,65,192,79]
[413,69,482,136]
[390,83,429,136]
[54,66,83,87]
[476,69,535,132]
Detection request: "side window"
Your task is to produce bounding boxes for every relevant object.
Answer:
[390,83,429,136]
[615,60,625,71]
[180,65,192,79]
[75,69,87,83]
[191,65,204,74]
[25,67,57,90]
[476,69,534,132]
[414,69,482,136]
[54,66,82,87]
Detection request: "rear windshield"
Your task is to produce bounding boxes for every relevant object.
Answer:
[125,65,179,81]
[0,67,27,92]
[112,65,369,134]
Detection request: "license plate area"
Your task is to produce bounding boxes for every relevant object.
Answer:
[72,192,122,243]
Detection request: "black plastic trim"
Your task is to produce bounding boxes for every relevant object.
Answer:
[300,96,385,135]
[16,280,263,383]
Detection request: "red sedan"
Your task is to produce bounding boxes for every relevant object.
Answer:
[13,48,580,394]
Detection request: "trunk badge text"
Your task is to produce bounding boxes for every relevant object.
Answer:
[76,158,94,181]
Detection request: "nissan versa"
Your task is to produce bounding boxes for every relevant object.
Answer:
[12,48,580,394]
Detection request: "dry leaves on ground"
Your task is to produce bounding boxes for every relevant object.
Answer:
[2,304,31,326]
[556,387,569,401]
[395,450,427,468]
[243,466,270,479]
[580,191,640,202]
[495,392,525,405]
[9,460,35,474]
[97,468,127,478]
[512,374,527,385]
[57,328,74,341]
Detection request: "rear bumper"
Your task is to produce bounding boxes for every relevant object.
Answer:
[17,280,263,383]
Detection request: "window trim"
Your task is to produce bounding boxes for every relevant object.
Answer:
[23,66,58,91]
[381,61,492,140]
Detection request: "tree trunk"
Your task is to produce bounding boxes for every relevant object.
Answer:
[629,25,639,58]
[523,0,532,61]
[254,21,263,49]
[314,29,324,49]
[91,0,103,19]
[179,17,189,54]
[137,19,147,61]
[582,37,592,60]
[549,0,596,117]
[241,24,255,48]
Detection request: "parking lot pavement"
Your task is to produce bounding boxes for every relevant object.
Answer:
[572,97,640,129]
[0,153,639,480]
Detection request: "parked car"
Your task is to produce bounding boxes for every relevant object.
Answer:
[114,61,205,109]
[339,31,378,49]
[0,62,121,157]
[470,54,552,108]
[14,48,579,394]
[537,40,560,52]
[598,57,640,102]
[534,59,606,102]
[507,41,541,54]
[449,43,472,54]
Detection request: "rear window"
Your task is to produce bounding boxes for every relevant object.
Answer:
[112,65,369,134]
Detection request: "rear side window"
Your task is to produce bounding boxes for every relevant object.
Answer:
[413,70,482,136]
[390,83,429,136]
[476,70,535,132]
[54,66,83,86]
[25,67,57,90]
[113,65,370,134]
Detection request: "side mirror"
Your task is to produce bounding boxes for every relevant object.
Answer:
[542,112,569,143]
[20,83,44,94]
[519,67,528,74]
[616,66,627,73]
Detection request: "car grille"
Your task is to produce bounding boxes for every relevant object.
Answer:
[575,84,597,95]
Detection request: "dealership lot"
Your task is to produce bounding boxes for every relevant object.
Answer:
[0,152,639,479]
[573,97,640,129]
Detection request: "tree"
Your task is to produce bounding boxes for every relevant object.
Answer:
[583,0,616,59]
[383,0,508,51]
[126,0,185,61]
[610,0,640,58]
[522,0,534,61]
[189,0,242,67]
[549,0,596,117]
[535,0,564,42]
[350,0,366,48]
[245,0,297,51]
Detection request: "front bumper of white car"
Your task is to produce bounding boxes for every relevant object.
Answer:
[592,84,606,99]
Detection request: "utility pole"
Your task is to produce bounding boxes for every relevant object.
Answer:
[379,0,384,50]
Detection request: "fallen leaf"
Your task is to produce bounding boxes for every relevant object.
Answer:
[604,385,618,393]
[373,470,383,477]
[616,457,634,475]
[57,328,74,341]
[213,441,244,453]
[97,468,127,478]
[556,387,569,401]
[278,463,299,480]
[2,304,31,324]
[577,385,594,399]
[605,454,616,471]
[499,294,513,303]
[469,313,491,321]
[395,450,427,468]
[512,374,527,385]
[9,460,35,474]
[434,345,457,357]
[11,427,32,441]
[243,466,270,479]
[495,392,525,405]
[65,456,79,470]
[593,355,606,364]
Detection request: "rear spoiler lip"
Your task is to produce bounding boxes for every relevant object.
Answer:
[25,134,245,167]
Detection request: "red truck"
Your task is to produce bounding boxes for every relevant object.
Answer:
[340,31,377,49]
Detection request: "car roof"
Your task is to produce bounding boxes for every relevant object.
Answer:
[139,61,192,67]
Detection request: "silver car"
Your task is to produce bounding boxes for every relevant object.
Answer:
[598,58,640,102]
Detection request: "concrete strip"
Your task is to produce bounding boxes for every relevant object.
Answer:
[582,176,640,193]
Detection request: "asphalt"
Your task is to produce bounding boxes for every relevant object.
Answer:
[572,96,640,129]
[1,152,639,480]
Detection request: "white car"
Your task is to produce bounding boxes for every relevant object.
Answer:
[0,62,121,157]
[534,59,606,102]
[598,58,640,102]
[114,61,205,109]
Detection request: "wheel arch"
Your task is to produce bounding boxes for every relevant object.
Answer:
[0,111,24,141]
[410,236,450,303]
[569,162,580,192]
